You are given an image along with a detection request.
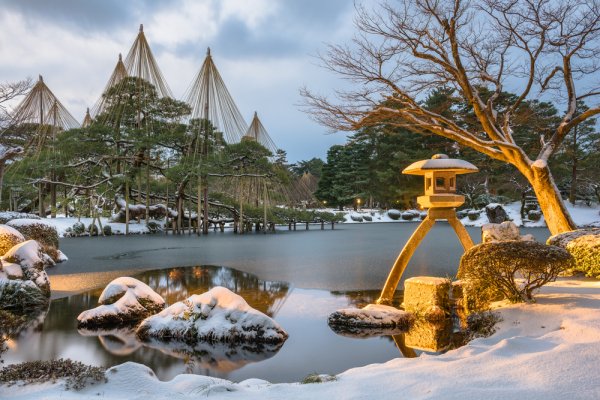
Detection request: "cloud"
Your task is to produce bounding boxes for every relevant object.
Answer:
[0,0,357,161]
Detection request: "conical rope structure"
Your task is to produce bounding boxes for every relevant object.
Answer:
[243,111,278,154]
[81,107,93,128]
[184,48,248,144]
[90,53,128,118]
[3,75,79,152]
[124,25,173,99]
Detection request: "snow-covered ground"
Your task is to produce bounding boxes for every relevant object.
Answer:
[8,202,598,238]
[2,276,599,399]
[337,201,600,228]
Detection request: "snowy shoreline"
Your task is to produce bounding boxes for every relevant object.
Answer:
[2,276,599,399]
[12,201,597,238]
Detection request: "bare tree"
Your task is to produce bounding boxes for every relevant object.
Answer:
[302,0,600,235]
[0,78,32,208]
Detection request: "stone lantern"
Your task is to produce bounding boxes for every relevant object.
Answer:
[377,154,479,305]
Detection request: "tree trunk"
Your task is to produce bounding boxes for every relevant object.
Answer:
[529,162,576,235]
[569,157,578,205]
[0,162,4,211]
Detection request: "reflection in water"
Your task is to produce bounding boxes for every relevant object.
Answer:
[78,328,141,356]
[4,265,292,381]
[326,289,466,357]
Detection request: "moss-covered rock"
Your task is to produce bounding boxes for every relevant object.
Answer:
[0,225,25,255]
[458,241,573,307]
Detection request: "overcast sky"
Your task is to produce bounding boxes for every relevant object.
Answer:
[0,0,358,162]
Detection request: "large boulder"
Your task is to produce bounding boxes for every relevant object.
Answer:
[485,203,509,223]
[548,229,600,278]
[481,221,535,243]
[1,240,53,294]
[0,241,52,313]
[458,241,573,308]
[0,225,25,255]
[136,286,288,345]
[77,277,166,329]
[6,219,64,263]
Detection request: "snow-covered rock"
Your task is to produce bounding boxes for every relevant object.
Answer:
[77,277,165,329]
[0,224,25,254]
[136,286,288,345]
[485,203,509,223]
[328,304,413,332]
[1,240,52,293]
[481,221,536,243]
[401,210,420,220]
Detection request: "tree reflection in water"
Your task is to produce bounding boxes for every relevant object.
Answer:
[4,265,290,379]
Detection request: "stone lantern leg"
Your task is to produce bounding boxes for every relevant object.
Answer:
[377,155,478,305]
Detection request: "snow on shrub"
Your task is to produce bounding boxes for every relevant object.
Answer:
[387,209,401,220]
[362,214,373,222]
[0,279,49,313]
[102,225,112,236]
[136,286,288,345]
[6,219,64,263]
[87,223,99,236]
[6,219,58,249]
[349,213,363,222]
[0,212,40,225]
[401,210,420,221]
[548,229,600,278]
[467,210,481,221]
[1,240,53,291]
[77,277,165,329]
[458,241,573,308]
[0,225,25,255]
[72,222,85,236]
[527,210,542,221]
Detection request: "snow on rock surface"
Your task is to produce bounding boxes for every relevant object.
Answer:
[328,304,413,333]
[0,224,25,254]
[1,240,53,292]
[136,286,288,344]
[77,277,165,329]
[481,221,536,243]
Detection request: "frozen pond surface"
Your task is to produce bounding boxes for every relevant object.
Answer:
[5,223,551,383]
[51,223,551,294]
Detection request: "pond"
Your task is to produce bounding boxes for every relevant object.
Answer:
[3,223,552,383]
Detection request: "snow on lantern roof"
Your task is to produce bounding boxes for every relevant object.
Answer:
[402,154,478,176]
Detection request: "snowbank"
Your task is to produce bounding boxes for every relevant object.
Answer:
[3,278,599,399]
[137,286,288,345]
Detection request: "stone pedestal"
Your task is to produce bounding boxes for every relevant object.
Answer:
[404,319,453,352]
[403,276,451,318]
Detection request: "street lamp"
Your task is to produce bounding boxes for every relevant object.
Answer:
[357,198,361,211]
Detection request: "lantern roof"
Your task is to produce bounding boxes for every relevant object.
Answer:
[403,154,478,176]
